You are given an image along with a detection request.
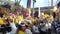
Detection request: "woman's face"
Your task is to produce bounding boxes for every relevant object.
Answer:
[21,26,26,31]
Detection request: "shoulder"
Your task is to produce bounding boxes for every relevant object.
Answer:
[18,31,25,34]
[25,29,31,32]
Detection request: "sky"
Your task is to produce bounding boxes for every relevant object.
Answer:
[8,0,60,8]
[20,0,58,8]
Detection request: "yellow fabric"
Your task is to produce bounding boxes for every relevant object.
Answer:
[17,16,24,21]
[18,30,26,34]
[9,16,14,22]
[9,16,13,20]
[0,17,5,25]
[13,18,15,23]
[44,14,50,18]
[14,18,19,24]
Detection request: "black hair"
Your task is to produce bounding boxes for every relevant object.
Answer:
[34,23,36,25]
[18,25,22,30]
[18,23,26,30]
[40,21,43,23]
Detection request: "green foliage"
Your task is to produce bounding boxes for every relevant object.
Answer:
[33,0,36,2]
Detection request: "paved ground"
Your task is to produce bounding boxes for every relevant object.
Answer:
[51,31,56,34]
[0,32,6,34]
[0,32,3,34]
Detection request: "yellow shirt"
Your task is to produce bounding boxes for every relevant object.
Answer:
[17,16,24,21]
[9,16,14,23]
[9,16,13,20]
[14,18,19,24]
[0,17,5,25]
[18,30,26,34]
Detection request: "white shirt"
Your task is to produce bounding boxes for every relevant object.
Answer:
[33,25,39,33]
[40,23,46,31]
[45,23,51,29]
[25,29,32,34]
[6,22,17,34]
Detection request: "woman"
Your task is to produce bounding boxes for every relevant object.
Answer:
[40,21,47,34]
[25,23,32,34]
[18,23,26,34]
[45,20,51,34]
[33,23,39,34]
[6,18,17,34]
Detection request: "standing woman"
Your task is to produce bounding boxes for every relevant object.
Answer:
[6,17,17,34]
[18,23,26,34]
[33,22,40,34]
[25,23,32,34]
[40,19,47,34]
[45,19,51,34]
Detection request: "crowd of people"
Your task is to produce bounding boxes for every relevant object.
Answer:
[0,8,60,34]
[0,1,60,34]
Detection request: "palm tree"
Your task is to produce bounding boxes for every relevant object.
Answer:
[33,0,36,8]
[15,0,21,6]
[0,0,1,2]
[32,0,36,17]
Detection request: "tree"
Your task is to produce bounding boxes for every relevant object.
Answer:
[15,0,21,6]
[58,2,60,8]
[33,0,36,8]
[33,0,36,2]
[0,0,1,2]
